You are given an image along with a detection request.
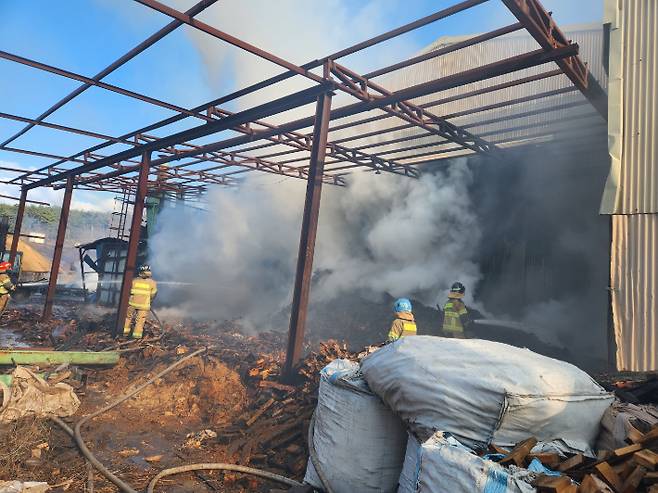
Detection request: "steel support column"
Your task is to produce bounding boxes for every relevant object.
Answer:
[282,91,333,380]
[114,152,150,337]
[9,188,27,265]
[42,177,73,320]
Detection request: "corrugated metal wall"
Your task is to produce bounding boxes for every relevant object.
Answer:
[601,0,658,215]
[604,0,658,371]
[612,214,658,371]
[332,26,607,163]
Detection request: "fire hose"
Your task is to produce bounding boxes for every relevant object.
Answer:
[52,347,303,492]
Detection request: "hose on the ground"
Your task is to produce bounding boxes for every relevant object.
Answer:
[149,308,164,332]
[308,411,335,493]
[52,346,305,493]
[53,347,207,493]
[146,463,303,492]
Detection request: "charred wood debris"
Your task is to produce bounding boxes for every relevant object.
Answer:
[1,307,658,492]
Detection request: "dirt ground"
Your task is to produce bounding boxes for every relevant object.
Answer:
[0,306,346,493]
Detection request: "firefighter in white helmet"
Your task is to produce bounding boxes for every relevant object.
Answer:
[123,265,157,339]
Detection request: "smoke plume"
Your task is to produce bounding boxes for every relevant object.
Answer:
[149,160,482,328]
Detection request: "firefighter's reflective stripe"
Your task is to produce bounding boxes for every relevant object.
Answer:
[443,301,466,333]
[402,321,417,336]
[0,275,12,295]
[129,280,155,309]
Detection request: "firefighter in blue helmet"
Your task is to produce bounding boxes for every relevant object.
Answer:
[441,282,470,338]
[387,298,417,342]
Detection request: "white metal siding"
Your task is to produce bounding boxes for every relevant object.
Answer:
[601,0,658,214]
[612,214,658,371]
[331,26,607,163]
[603,0,658,370]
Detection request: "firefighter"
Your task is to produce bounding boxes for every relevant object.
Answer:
[0,261,15,317]
[441,282,469,338]
[387,298,417,342]
[123,265,157,339]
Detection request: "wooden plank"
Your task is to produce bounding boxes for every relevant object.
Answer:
[640,427,658,446]
[500,437,538,467]
[246,398,275,427]
[633,449,658,470]
[644,471,658,484]
[579,474,614,493]
[620,465,646,493]
[625,425,644,444]
[595,462,624,492]
[559,454,585,472]
[612,444,643,460]
[535,475,572,492]
[530,452,561,468]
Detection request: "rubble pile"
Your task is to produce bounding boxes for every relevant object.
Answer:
[487,429,658,493]
[216,341,357,476]
[0,307,359,491]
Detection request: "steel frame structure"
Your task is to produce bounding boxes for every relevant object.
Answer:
[0,0,607,377]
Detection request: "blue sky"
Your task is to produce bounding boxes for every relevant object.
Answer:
[0,0,603,211]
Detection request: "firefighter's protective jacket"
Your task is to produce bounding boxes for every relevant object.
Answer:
[128,277,157,310]
[442,298,469,334]
[0,273,15,296]
[388,311,417,342]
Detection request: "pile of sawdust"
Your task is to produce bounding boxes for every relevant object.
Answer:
[114,356,248,426]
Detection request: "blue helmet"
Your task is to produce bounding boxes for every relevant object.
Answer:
[394,298,412,313]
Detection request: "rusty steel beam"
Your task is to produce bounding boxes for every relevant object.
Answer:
[0,50,207,123]
[0,193,50,206]
[25,84,329,190]
[114,152,150,337]
[238,68,564,158]
[42,177,73,320]
[8,189,27,265]
[502,0,607,120]
[0,0,218,149]
[141,46,579,171]
[135,0,328,86]
[9,0,489,187]
[283,92,333,380]
[364,22,523,79]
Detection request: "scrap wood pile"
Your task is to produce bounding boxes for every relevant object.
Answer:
[608,377,658,406]
[214,340,358,478]
[491,427,658,493]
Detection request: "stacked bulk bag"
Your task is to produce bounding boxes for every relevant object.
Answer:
[398,432,536,493]
[304,359,407,493]
[360,336,614,449]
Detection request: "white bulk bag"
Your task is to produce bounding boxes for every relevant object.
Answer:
[361,336,613,449]
[304,359,407,493]
[398,432,536,493]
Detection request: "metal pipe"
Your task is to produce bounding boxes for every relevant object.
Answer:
[9,189,27,265]
[113,152,150,337]
[283,90,333,380]
[0,193,50,206]
[42,177,73,320]
[0,0,218,149]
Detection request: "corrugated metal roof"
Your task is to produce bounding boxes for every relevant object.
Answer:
[601,0,658,214]
[611,214,658,371]
[332,25,608,165]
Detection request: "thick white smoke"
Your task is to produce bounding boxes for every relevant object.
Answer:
[149,161,482,327]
